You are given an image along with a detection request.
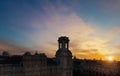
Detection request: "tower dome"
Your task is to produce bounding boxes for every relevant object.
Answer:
[56,36,72,57]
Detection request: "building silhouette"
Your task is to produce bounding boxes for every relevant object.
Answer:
[0,36,73,76]
[0,36,120,76]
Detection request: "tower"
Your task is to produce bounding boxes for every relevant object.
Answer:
[56,36,73,76]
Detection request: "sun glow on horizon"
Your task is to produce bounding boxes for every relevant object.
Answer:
[106,56,114,62]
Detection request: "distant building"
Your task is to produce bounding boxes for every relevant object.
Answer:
[73,58,119,76]
[0,36,73,76]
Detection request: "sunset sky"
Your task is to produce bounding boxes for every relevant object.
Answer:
[0,0,120,60]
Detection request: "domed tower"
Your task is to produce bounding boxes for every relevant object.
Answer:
[56,36,73,76]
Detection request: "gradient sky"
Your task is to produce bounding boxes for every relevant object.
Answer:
[0,0,120,60]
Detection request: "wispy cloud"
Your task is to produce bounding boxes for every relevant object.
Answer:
[25,1,114,58]
[18,2,115,58]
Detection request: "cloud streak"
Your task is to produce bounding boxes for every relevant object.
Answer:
[24,1,113,59]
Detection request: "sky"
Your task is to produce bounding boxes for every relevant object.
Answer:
[0,0,120,60]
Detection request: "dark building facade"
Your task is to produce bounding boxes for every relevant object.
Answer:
[0,36,73,76]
